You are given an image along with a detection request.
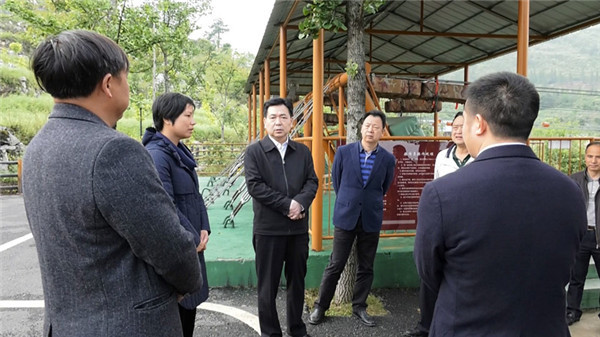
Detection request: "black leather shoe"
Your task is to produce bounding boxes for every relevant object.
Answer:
[353,308,376,327]
[308,307,325,325]
[402,327,429,337]
[566,312,580,326]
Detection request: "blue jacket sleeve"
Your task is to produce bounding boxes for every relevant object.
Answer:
[197,193,211,233]
[147,149,201,246]
[331,148,343,195]
[382,153,396,195]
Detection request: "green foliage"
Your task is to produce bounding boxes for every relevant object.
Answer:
[305,288,388,316]
[364,0,386,15]
[529,139,587,175]
[201,47,251,141]
[0,48,30,68]
[299,0,345,39]
[0,94,53,143]
[8,42,22,53]
[0,65,36,94]
[345,61,359,79]
[115,116,154,141]
[299,0,385,39]
[1,0,252,144]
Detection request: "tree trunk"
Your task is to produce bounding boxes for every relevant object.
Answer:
[334,0,366,306]
[163,49,170,93]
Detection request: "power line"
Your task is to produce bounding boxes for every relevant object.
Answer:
[536,87,600,97]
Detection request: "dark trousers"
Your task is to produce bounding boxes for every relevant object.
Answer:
[253,233,309,337]
[314,219,379,311]
[567,229,600,318]
[178,305,197,337]
[415,281,438,333]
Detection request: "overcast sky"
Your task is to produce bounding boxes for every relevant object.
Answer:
[192,0,276,55]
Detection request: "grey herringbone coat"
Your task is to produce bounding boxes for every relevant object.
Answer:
[23,103,202,337]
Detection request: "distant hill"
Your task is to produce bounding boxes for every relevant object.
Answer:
[443,25,600,90]
[438,24,600,136]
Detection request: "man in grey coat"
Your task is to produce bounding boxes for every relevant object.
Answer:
[23,30,202,337]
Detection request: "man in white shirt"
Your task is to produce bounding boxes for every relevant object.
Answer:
[433,111,474,179]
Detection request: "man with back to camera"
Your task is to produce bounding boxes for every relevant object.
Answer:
[308,110,396,328]
[415,71,586,336]
[566,141,600,325]
[244,97,318,337]
[23,30,202,336]
[403,111,473,337]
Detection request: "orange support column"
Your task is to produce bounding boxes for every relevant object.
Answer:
[259,70,265,139]
[252,84,257,139]
[433,75,439,136]
[264,59,271,100]
[280,25,287,98]
[311,30,324,252]
[517,0,530,76]
[338,86,345,138]
[247,95,252,143]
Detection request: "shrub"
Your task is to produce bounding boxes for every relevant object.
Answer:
[0,94,53,143]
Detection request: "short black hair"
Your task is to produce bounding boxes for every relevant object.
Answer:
[152,92,195,131]
[586,141,600,151]
[464,72,539,140]
[452,111,463,123]
[361,110,387,127]
[264,97,293,117]
[31,30,129,99]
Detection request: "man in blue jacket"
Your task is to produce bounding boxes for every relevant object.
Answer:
[308,110,396,327]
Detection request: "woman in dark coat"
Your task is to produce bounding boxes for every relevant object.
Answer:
[142,92,210,337]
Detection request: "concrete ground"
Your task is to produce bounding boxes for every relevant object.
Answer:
[570,310,600,337]
[2,194,599,336]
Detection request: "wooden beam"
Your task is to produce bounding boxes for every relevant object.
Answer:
[275,57,467,67]
[285,25,543,40]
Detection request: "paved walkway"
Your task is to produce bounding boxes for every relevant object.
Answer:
[1,195,599,336]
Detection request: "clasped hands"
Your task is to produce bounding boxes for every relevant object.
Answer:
[288,199,305,220]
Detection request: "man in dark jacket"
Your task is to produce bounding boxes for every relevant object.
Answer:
[566,141,600,325]
[23,30,201,337]
[245,97,318,337]
[415,72,586,336]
